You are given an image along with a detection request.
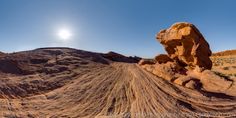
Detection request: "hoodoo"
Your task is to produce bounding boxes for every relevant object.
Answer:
[156,22,212,69]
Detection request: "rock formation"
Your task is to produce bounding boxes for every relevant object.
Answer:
[139,22,236,96]
[154,54,172,64]
[156,22,212,69]
[138,59,156,65]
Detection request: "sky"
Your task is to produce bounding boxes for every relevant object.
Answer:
[0,0,236,58]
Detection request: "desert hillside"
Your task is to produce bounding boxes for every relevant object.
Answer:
[212,50,236,56]
[211,49,236,82]
[0,47,235,118]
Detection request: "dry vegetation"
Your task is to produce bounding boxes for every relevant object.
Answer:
[211,54,236,78]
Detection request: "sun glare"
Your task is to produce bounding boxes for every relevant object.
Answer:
[57,29,72,40]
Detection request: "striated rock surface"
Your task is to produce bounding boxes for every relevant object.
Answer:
[0,47,236,117]
[156,22,212,69]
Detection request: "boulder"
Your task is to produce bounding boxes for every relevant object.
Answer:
[174,76,192,85]
[152,62,181,81]
[156,22,212,69]
[155,54,173,64]
[138,59,156,66]
[185,79,201,89]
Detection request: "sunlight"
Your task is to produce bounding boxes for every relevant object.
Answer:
[57,28,72,40]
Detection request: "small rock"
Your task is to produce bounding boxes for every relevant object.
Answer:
[155,54,173,64]
[185,80,201,89]
[174,76,192,85]
[138,59,155,66]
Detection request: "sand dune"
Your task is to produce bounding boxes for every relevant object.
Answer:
[0,48,236,118]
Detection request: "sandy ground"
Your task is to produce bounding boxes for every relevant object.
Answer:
[0,48,236,118]
[212,55,236,78]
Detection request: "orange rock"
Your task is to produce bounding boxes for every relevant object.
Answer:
[185,79,201,89]
[138,59,155,66]
[155,54,173,64]
[200,70,232,93]
[156,22,212,69]
[174,76,192,85]
[152,62,181,81]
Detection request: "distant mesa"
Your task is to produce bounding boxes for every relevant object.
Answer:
[102,51,141,63]
[212,49,236,56]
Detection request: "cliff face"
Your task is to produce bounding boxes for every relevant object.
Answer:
[0,47,236,118]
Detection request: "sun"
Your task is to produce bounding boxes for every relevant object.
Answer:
[57,29,72,40]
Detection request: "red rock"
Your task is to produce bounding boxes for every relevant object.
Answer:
[156,22,212,69]
[154,54,173,64]
[151,62,181,81]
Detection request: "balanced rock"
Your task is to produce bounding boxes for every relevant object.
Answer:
[156,22,212,69]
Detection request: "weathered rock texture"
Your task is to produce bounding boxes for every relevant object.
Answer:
[139,22,236,96]
[0,47,236,117]
[155,54,173,64]
[156,22,212,69]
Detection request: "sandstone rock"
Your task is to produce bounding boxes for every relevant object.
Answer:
[156,22,212,69]
[138,59,155,66]
[141,62,177,81]
[141,64,155,73]
[185,79,201,89]
[152,62,180,81]
[174,76,192,85]
[155,54,173,64]
[200,70,232,93]
[0,59,22,74]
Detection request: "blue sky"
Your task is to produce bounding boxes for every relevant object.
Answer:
[0,0,236,57]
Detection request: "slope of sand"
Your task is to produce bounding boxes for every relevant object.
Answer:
[0,48,236,118]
